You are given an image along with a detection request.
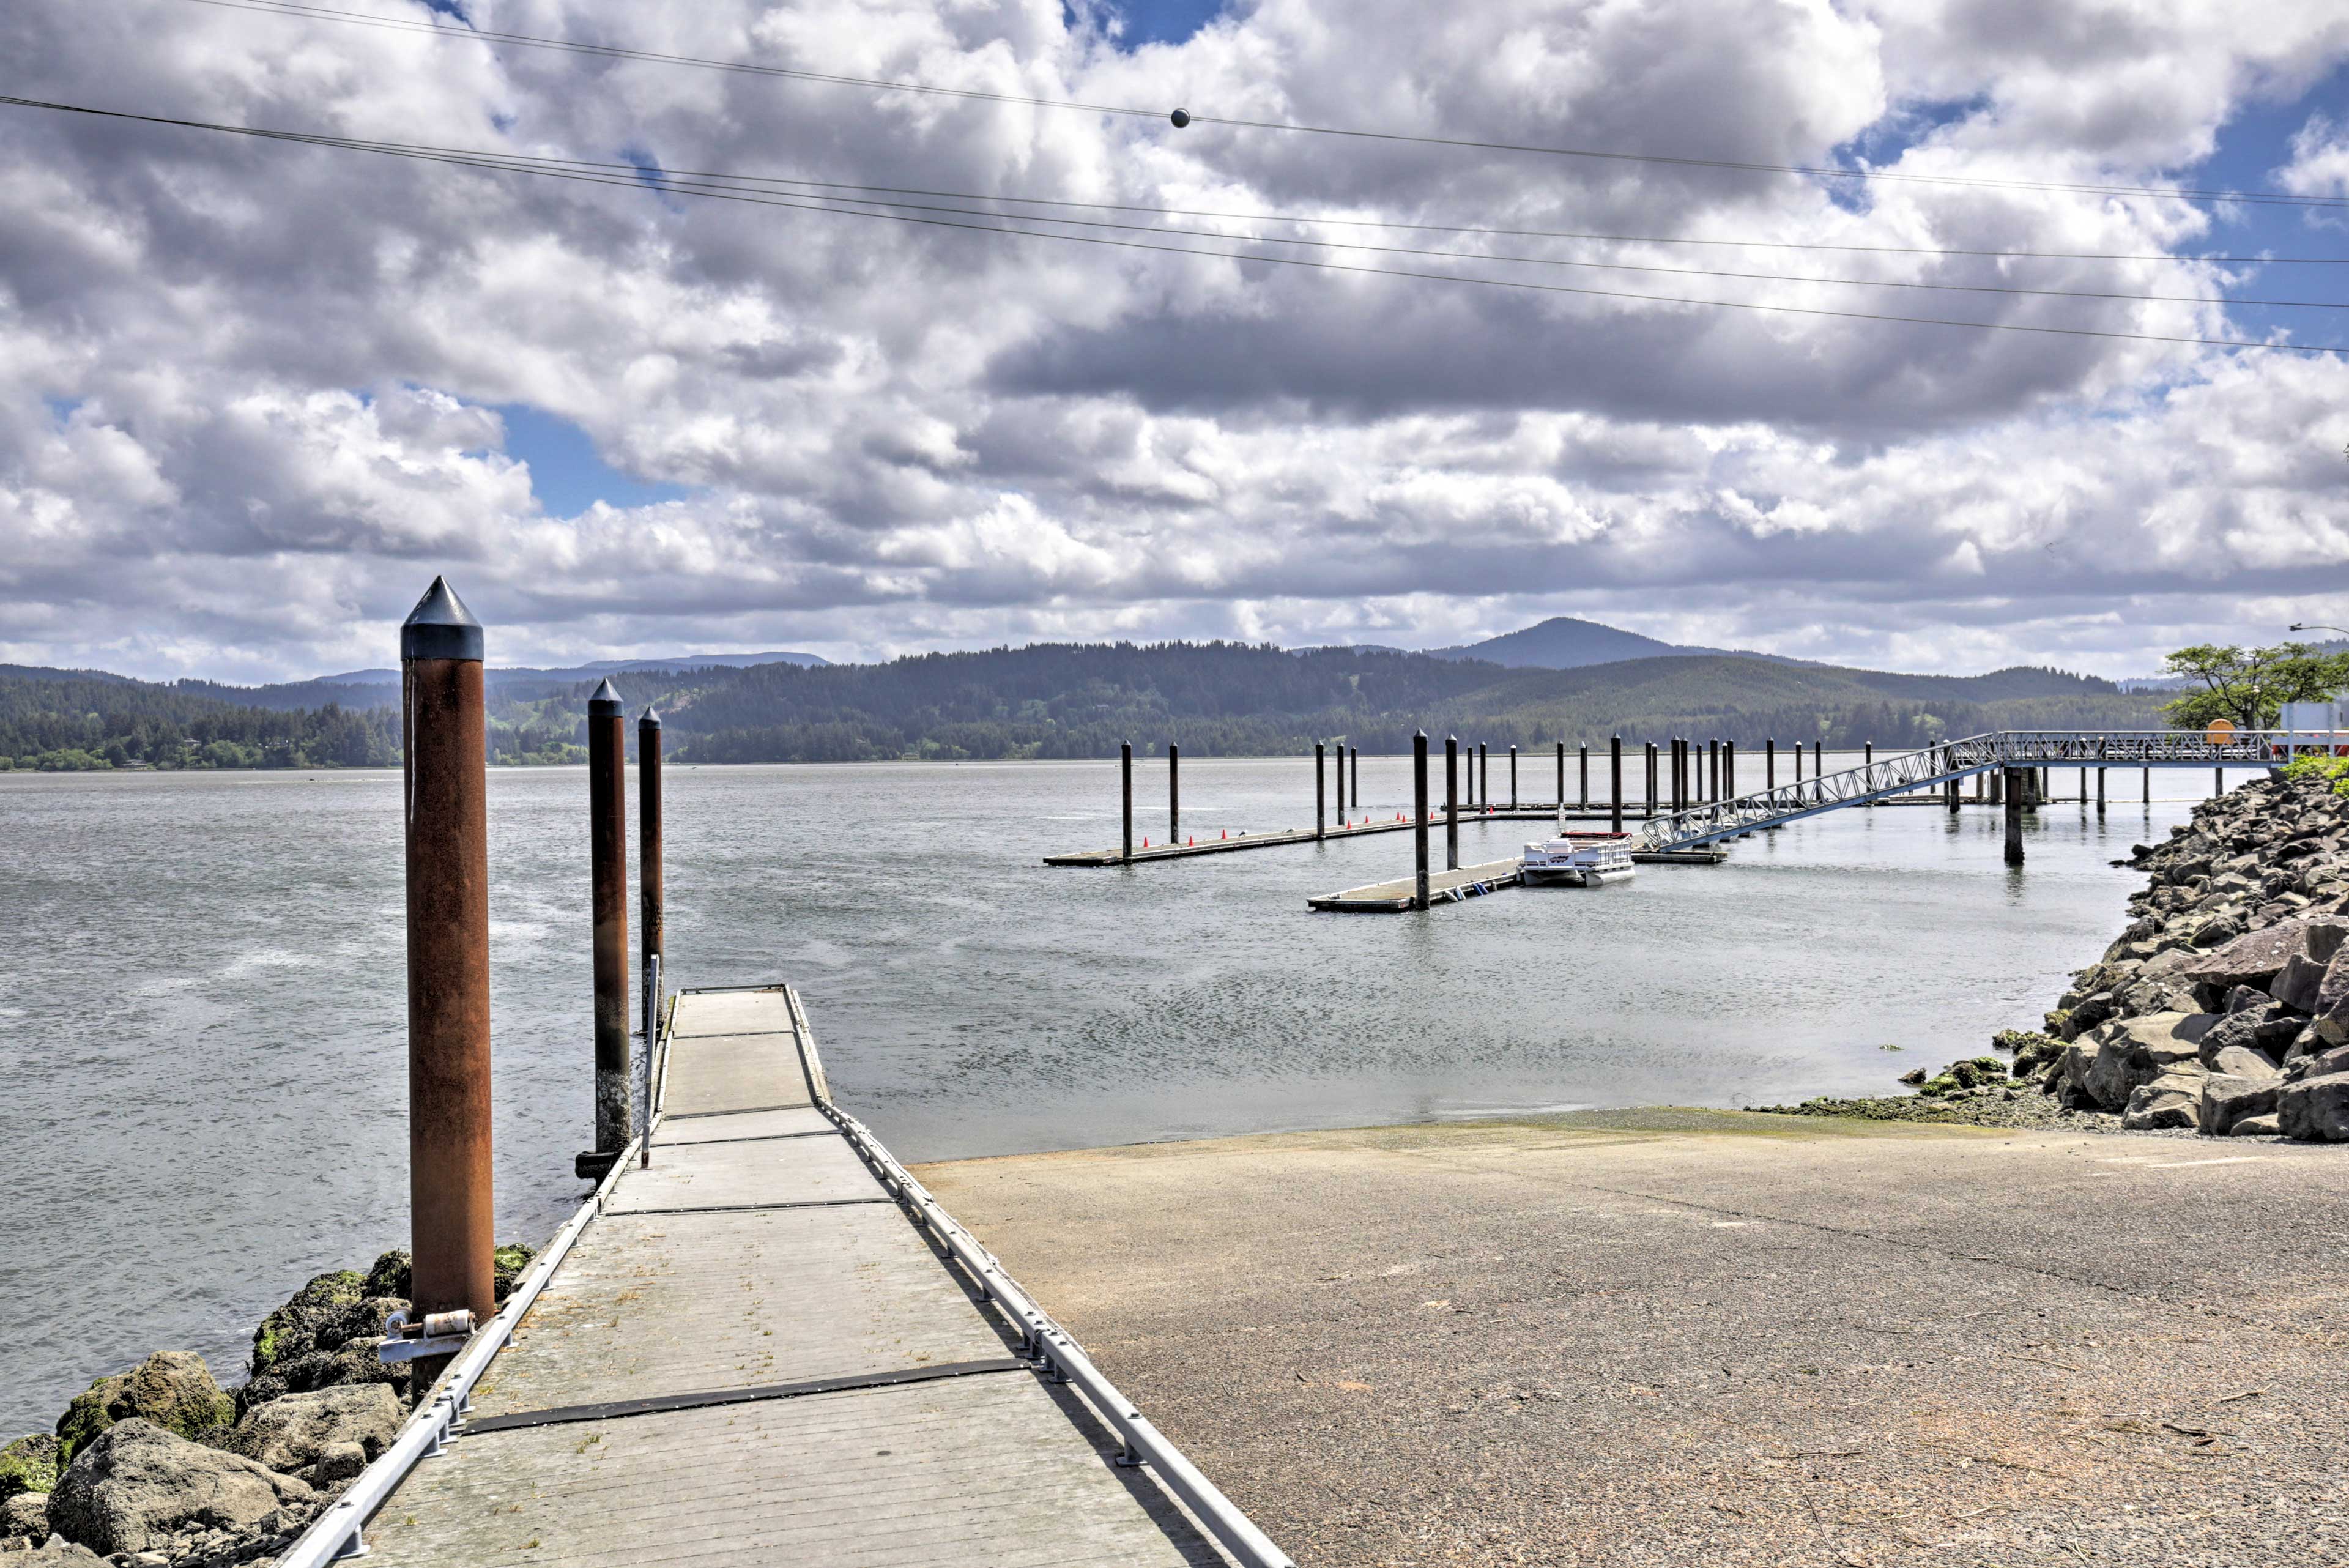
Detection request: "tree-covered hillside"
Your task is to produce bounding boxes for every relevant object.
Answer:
[0,642,2169,772]
[631,644,2164,762]
[0,667,399,770]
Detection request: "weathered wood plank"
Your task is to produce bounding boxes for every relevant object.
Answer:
[667,987,797,1039]
[363,1377,1223,1566]
[652,1107,834,1145]
[601,1134,883,1214]
[467,1205,1012,1417]
[658,1033,814,1116]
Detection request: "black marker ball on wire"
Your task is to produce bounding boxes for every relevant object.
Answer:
[1170,108,1190,128]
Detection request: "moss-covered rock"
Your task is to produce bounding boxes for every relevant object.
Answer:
[360,1243,531,1304]
[239,1266,408,1416]
[239,1296,410,1415]
[1946,1055,2011,1090]
[53,1354,233,1467]
[251,1271,365,1386]
[237,1242,537,1416]
[492,1244,535,1301]
[1995,1030,2067,1079]
[360,1252,408,1301]
[0,1434,60,1500]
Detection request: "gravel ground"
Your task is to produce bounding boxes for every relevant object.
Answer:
[1756,1088,2120,1130]
[918,1110,2349,1568]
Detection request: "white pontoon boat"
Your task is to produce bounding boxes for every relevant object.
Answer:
[1521,823,1636,887]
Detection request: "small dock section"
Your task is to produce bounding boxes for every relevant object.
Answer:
[1307,856,1523,911]
[352,986,1263,1567]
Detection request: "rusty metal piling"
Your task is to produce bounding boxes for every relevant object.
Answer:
[638,706,663,1032]
[1315,742,1327,841]
[1444,735,1460,871]
[587,679,631,1164]
[400,576,495,1332]
[1412,732,1430,911]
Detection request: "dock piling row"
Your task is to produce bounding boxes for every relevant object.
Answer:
[1121,742,1134,863]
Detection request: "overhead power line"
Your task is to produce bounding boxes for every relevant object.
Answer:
[8,95,2340,312]
[183,0,2349,213]
[4,94,2343,358]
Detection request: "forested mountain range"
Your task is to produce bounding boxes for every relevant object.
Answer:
[0,640,2165,771]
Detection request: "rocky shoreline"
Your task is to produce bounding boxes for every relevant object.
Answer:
[1,1246,529,1565]
[1771,768,2349,1140]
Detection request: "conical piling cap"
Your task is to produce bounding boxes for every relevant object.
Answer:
[588,678,625,716]
[400,575,484,663]
[638,704,662,729]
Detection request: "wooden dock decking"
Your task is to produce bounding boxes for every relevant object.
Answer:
[1306,846,1731,911]
[1306,856,1526,911]
[353,986,1246,1567]
[1044,804,1628,865]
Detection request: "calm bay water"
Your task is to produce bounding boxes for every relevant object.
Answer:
[1,754,2213,1435]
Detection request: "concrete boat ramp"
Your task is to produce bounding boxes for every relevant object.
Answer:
[315,985,1279,1567]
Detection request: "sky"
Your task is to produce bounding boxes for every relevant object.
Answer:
[4,0,2349,683]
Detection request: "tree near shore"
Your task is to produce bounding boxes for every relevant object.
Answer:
[2159,643,2349,731]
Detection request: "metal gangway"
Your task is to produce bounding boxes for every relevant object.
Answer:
[1637,729,2315,853]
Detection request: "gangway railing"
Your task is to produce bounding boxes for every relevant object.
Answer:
[1636,730,2304,852]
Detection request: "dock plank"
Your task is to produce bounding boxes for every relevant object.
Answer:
[668,987,797,1038]
[601,1134,885,1214]
[658,1033,814,1116]
[367,1377,1221,1567]
[651,1106,834,1145]
[467,1205,1012,1416]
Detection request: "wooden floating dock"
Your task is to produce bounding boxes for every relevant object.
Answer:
[1045,805,1629,866]
[1307,846,1729,912]
[352,985,1261,1567]
[1307,856,1523,911]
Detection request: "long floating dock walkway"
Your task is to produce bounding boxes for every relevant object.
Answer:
[1044,803,1615,866]
[338,985,1274,1567]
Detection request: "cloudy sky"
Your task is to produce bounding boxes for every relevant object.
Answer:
[3,0,2348,683]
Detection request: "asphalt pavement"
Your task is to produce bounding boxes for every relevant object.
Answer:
[918,1110,2349,1568]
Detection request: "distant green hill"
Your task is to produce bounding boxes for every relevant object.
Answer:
[1428,614,1779,669]
[0,644,2165,771]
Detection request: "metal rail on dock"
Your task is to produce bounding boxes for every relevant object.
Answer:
[820,1093,1296,1568]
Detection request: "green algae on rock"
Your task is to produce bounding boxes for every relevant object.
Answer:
[53,1354,233,1468]
[0,1433,60,1500]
